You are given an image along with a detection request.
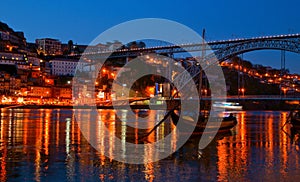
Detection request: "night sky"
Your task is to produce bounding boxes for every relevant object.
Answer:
[1,0,300,73]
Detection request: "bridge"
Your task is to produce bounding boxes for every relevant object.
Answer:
[82,33,300,61]
[76,33,300,103]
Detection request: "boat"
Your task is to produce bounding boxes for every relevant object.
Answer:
[212,102,243,110]
[170,110,237,135]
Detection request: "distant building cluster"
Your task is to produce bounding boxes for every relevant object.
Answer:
[1,20,300,105]
[0,21,132,105]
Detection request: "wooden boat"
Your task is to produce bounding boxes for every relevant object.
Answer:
[170,110,237,135]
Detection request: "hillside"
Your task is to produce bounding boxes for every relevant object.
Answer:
[0,21,14,33]
[223,67,280,95]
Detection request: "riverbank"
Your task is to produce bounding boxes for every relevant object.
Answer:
[0,104,152,110]
[0,100,298,110]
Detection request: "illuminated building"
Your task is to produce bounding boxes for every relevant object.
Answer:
[50,58,86,76]
[36,38,62,56]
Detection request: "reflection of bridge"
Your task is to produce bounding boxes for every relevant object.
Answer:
[83,33,300,61]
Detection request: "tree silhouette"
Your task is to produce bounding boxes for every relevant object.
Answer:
[68,40,73,54]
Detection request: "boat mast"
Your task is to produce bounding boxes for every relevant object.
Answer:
[199,29,205,111]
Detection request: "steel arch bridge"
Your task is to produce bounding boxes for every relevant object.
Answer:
[165,34,300,92]
[80,34,300,93]
[173,34,300,92]
[82,33,300,61]
[212,36,300,61]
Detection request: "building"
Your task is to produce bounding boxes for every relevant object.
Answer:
[0,21,27,51]
[107,41,123,51]
[61,43,87,55]
[52,87,72,99]
[27,86,52,98]
[0,31,26,52]
[0,52,42,73]
[50,58,87,76]
[0,52,26,60]
[36,38,62,56]
[84,41,124,53]
[0,72,22,95]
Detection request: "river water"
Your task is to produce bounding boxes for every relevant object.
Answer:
[0,108,299,181]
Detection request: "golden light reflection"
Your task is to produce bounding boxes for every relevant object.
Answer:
[146,110,156,144]
[109,111,116,160]
[0,109,7,182]
[217,111,249,181]
[216,111,300,181]
[44,110,50,156]
[121,112,127,158]
[171,120,177,151]
[34,110,43,182]
[280,112,288,177]
[1,109,300,181]
[56,111,60,147]
[97,113,106,166]
[265,113,274,169]
[66,117,71,155]
[144,155,155,182]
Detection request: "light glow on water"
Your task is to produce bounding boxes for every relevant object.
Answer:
[0,109,300,181]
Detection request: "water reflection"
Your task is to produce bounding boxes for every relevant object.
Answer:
[213,111,300,181]
[0,109,300,181]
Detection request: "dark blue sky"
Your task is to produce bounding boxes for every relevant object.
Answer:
[1,0,300,73]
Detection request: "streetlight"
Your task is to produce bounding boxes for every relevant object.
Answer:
[111,73,115,78]
[241,88,245,97]
[239,88,245,97]
[282,87,287,97]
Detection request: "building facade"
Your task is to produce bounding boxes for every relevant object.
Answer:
[27,86,52,97]
[50,58,87,76]
[36,38,62,56]
[0,31,26,51]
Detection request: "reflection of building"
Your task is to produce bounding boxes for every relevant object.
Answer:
[36,38,62,56]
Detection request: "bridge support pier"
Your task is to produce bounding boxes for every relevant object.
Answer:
[280,50,286,97]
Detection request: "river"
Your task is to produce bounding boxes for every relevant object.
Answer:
[0,108,299,181]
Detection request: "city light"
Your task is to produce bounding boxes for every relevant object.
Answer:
[282,87,287,96]
[241,88,245,96]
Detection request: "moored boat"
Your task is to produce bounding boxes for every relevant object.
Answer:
[170,110,237,135]
[212,102,243,110]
